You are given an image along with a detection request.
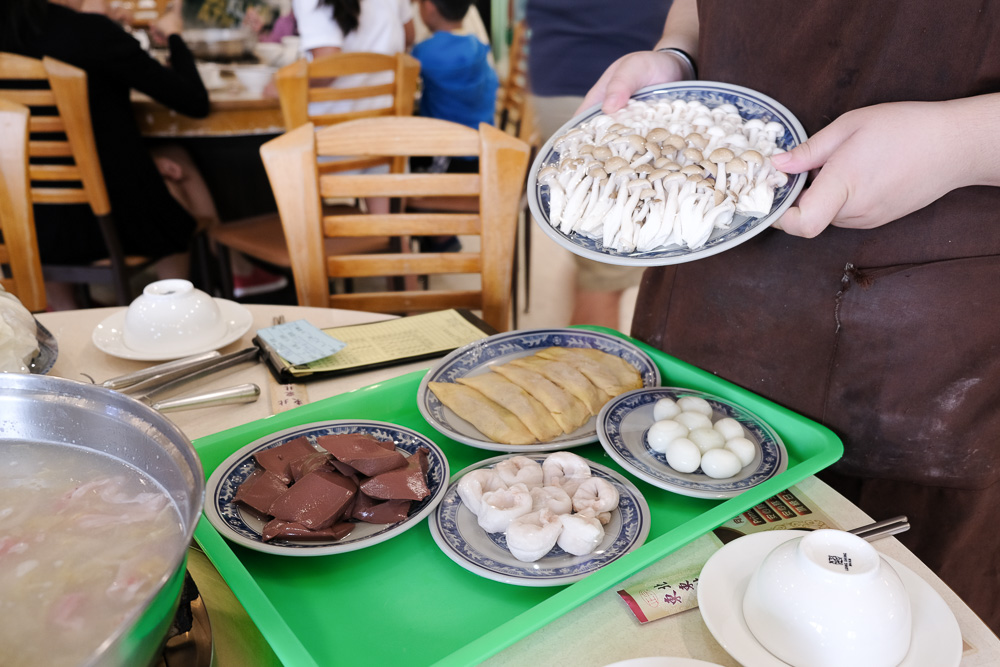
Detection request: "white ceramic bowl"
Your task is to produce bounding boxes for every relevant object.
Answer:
[123,280,226,356]
[233,65,275,96]
[742,529,911,667]
[253,42,283,66]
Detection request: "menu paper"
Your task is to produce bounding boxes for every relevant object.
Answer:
[617,486,839,624]
[264,310,495,380]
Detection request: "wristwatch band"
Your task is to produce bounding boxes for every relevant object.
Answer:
[656,47,698,80]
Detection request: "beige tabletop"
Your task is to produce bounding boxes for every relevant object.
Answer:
[35,304,1000,666]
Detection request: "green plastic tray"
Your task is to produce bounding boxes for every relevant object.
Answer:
[192,328,842,666]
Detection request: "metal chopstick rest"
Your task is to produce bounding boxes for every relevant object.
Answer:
[102,350,222,390]
[152,383,261,412]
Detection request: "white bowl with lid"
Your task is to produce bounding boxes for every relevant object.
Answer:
[742,529,912,667]
[123,279,227,356]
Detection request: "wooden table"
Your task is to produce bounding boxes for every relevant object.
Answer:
[35,305,1000,666]
[132,72,283,138]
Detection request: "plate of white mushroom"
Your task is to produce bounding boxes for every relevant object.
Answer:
[527,81,808,266]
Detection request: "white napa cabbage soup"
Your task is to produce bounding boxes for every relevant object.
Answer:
[0,442,184,667]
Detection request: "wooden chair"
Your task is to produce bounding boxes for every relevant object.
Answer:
[260,116,530,332]
[496,20,539,148]
[0,53,152,306]
[0,99,46,312]
[494,20,540,317]
[207,52,421,299]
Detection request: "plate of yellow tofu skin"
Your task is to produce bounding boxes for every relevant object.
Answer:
[417,329,660,452]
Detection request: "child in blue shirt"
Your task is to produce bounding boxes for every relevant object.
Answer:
[411,0,499,251]
[413,0,498,135]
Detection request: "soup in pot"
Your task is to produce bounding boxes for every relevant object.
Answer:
[0,442,184,667]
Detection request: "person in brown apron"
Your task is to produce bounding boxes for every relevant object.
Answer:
[584,0,1000,634]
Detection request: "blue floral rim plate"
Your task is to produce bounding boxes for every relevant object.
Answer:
[416,328,661,452]
[428,453,651,587]
[29,319,58,375]
[597,387,787,499]
[204,419,450,556]
[527,81,808,267]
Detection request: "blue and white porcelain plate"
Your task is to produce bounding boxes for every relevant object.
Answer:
[527,81,808,266]
[428,453,650,586]
[29,319,58,375]
[204,419,449,556]
[597,387,787,499]
[416,328,661,452]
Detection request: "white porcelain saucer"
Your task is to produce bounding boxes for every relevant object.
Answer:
[603,659,724,667]
[698,531,962,667]
[92,299,253,361]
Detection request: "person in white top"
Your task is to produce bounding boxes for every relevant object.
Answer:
[293,0,414,115]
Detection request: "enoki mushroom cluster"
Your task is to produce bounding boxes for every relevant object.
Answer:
[540,98,790,253]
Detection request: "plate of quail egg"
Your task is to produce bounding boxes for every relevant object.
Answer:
[597,387,787,499]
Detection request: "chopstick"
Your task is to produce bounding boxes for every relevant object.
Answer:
[129,346,262,402]
[102,350,222,390]
[848,515,910,542]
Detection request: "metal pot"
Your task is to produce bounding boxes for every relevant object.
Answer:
[182,28,257,61]
[0,374,205,667]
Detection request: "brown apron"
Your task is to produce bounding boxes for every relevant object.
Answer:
[630,1,1000,631]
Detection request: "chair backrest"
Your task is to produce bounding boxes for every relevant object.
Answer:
[0,53,111,216]
[0,52,144,306]
[496,20,538,147]
[274,52,420,176]
[260,116,530,332]
[0,99,46,311]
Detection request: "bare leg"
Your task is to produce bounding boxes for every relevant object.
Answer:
[570,288,623,330]
[153,252,190,280]
[151,144,220,232]
[365,196,390,215]
[44,282,80,311]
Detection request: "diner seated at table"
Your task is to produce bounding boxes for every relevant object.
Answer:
[1,0,221,309]
[291,0,415,216]
[407,0,497,253]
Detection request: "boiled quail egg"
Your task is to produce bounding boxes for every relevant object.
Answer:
[646,419,689,453]
[700,448,743,479]
[653,397,681,421]
[688,427,726,454]
[725,436,757,467]
[674,411,713,431]
[664,437,702,474]
[713,417,745,441]
[677,395,713,417]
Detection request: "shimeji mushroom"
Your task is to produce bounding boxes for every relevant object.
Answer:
[726,156,749,199]
[538,166,567,226]
[708,147,735,205]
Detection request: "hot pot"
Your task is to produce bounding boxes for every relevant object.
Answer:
[0,374,205,667]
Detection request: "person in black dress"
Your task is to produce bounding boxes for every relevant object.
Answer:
[1,0,214,307]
